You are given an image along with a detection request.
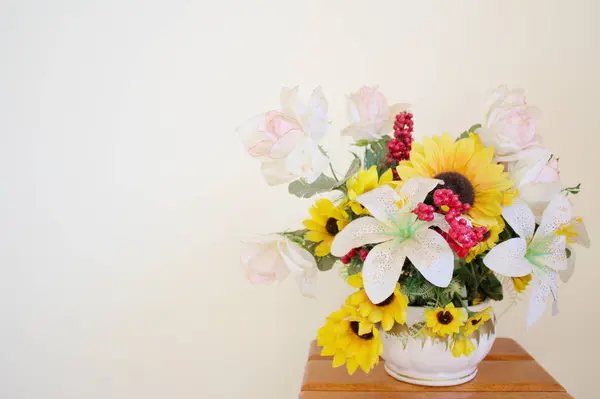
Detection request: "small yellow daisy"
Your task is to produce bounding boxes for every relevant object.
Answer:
[424,303,467,337]
[462,307,492,337]
[451,335,476,358]
[303,199,349,256]
[512,274,532,293]
[345,273,409,331]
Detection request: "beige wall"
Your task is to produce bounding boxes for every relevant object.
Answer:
[1,0,598,397]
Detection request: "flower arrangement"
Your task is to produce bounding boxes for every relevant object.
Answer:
[237,85,589,376]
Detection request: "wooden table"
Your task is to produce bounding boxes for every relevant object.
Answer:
[300,338,571,398]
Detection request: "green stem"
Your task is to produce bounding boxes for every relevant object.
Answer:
[329,163,339,181]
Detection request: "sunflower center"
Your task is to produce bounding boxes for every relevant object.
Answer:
[325,218,340,235]
[434,172,475,206]
[482,230,491,241]
[436,311,454,325]
[471,318,481,326]
[350,321,374,340]
[376,294,395,307]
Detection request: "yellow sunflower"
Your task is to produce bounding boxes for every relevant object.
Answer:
[396,132,514,226]
[424,303,467,337]
[512,274,532,293]
[345,273,409,331]
[317,306,383,374]
[303,199,349,256]
[466,217,505,262]
[462,307,492,337]
[451,335,476,358]
[346,166,395,215]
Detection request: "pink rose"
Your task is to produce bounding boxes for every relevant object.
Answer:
[342,86,409,141]
[240,234,318,297]
[237,86,329,185]
[478,85,541,161]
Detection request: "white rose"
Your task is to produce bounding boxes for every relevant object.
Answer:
[341,86,409,141]
[478,85,541,161]
[509,146,562,221]
[240,234,318,297]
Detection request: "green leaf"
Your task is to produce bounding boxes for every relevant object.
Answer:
[316,254,337,271]
[563,183,581,196]
[364,136,390,172]
[468,123,482,133]
[479,273,504,301]
[341,153,361,182]
[288,175,338,198]
[457,124,482,141]
[352,139,372,147]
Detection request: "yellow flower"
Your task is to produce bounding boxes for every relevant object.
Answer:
[462,307,492,337]
[396,132,514,226]
[512,274,532,293]
[345,273,409,331]
[502,189,519,206]
[451,335,476,358]
[466,217,504,262]
[303,199,349,256]
[424,303,467,337]
[346,166,395,215]
[317,306,383,375]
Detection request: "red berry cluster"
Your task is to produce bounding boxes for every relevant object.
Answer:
[413,203,435,221]
[386,112,414,172]
[433,189,487,258]
[341,248,369,264]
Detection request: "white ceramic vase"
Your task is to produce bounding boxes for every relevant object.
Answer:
[380,302,496,387]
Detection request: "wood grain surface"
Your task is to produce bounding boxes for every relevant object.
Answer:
[300,338,570,398]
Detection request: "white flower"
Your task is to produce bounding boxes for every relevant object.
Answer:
[331,178,453,304]
[558,217,590,284]
[508,146,562,222]
[477,85,541,162]
[237,86,329,185]
[483,194,572,327]
[341,86,409,141]
[241,234,318,297]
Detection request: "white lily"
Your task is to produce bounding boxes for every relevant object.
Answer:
[558,217,590,283]
[331,177,454,304]
[483,194,572,327]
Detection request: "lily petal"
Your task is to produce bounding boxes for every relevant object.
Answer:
[502,199,535,241]
[403,228,454,288]
[531,235,567,271]
[330,217,394,257]
[398,177,444,209]
[356,185,404,225]
[483,238,532,277]
[362,240,407,304]
[536,193,572,239]
[527,269,557,327]
[559,247,576,283]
